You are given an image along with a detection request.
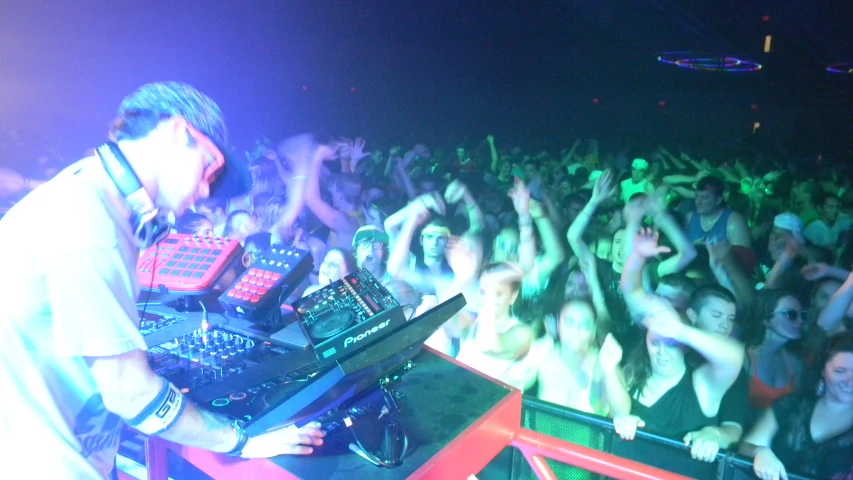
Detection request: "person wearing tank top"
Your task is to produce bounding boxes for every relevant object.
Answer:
[535,300,608,415]
[685,176,752,249]
[743,289,806,409]
[455,263,535,391]
[599,294,744,453]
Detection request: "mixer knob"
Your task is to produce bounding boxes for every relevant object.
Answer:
[246,340,255,349]
[229,345,238,355]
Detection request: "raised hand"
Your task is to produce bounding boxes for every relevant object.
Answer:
[277,134,317,172]
[598,333,623,372]
[528,198,546,219]
[632,228,671,259]
[591,170,617,206]
[348,137,370,165]
[507,178,531,215]
[239,422,325,458]
[644,186,669,218]
[444,179,469,205]
[407,202,432,228]
[801,262,830,281]
[412,144,430,159]
[706,237,732,266]
[415,192,446,216]
[445,235,483,286]
[623,196,647,225]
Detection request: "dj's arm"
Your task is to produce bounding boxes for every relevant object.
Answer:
[90,351,324,456]
[89,350,241,452]
[46,247,322,458]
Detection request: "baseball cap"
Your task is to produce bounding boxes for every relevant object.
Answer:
[631,158,649,170]
[118,81,251,199]
[352,225,390,248]
[773,212,805,244]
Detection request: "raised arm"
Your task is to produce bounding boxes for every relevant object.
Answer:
[445,180,484,235]
[813,266,853,333]
[620,229,671,318]
[568,170,616,264]
[646,188,697,276]
[273,135,317,232]
[487,135,499,173]
[640,295,745,398]
[509,179,536,273]
[726,211,753,249]
[708,239,756,309]
[598,334,631,417]
[529,199,566,284]
[303,145,351,232]
[384,192,444,245]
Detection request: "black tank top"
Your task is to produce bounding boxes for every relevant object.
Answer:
[630,368,717,439]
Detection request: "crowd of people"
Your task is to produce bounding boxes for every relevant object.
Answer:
[3,126,853,480]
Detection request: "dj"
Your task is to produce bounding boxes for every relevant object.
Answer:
[0,82,324,479]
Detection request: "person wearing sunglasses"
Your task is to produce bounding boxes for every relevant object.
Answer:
[0,82,322,480]
[741,332,853,480]
[741,288,807,410]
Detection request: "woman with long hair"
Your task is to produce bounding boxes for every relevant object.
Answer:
[536,298,608,415]
[599,297,744,443]
[455,262,535,390]
[301,248,357,297]
[741,332,853,480]
[741,288,806,409]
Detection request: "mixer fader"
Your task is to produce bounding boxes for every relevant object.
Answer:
[148,327,299,402]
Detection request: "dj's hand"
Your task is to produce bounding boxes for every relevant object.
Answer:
[239,422,325,458]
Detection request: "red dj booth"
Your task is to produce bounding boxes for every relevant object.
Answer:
[141,347,689,480]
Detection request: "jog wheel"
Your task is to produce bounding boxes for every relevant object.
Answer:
[308,309,356,339]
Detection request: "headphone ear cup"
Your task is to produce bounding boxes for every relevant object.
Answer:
[96,142,171,249]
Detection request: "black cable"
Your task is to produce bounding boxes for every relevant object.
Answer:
[349,424,410,469]
[138,242,160,322]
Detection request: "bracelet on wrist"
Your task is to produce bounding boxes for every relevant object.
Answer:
[226,420,249,457]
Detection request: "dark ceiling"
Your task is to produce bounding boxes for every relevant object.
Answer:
[1,0,850,156]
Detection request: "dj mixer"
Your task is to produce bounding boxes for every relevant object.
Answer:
[138,311,186,337]
[219,246,312,321]
[136,233,243,293]
[147,326,309,403]
[292,269,405,365]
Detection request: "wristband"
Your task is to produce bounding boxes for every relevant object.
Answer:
[290,175,307,181]
[226,419,249,457]
[126,381,185,436]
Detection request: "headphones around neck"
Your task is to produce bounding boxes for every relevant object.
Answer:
[96,142,170,249]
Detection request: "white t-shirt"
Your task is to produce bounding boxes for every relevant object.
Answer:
[802,214,851,248]
[0,159,147,479]
[620,177,651,204]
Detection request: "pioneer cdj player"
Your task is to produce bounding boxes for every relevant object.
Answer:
[291,269,406,365]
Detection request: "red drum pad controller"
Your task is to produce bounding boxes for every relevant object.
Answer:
[219,246,313,322]
[291,269,406,365]
[136,233,242,293]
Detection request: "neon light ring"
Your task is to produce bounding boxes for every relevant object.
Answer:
[657,52,762,72]
[827,62,853,74]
